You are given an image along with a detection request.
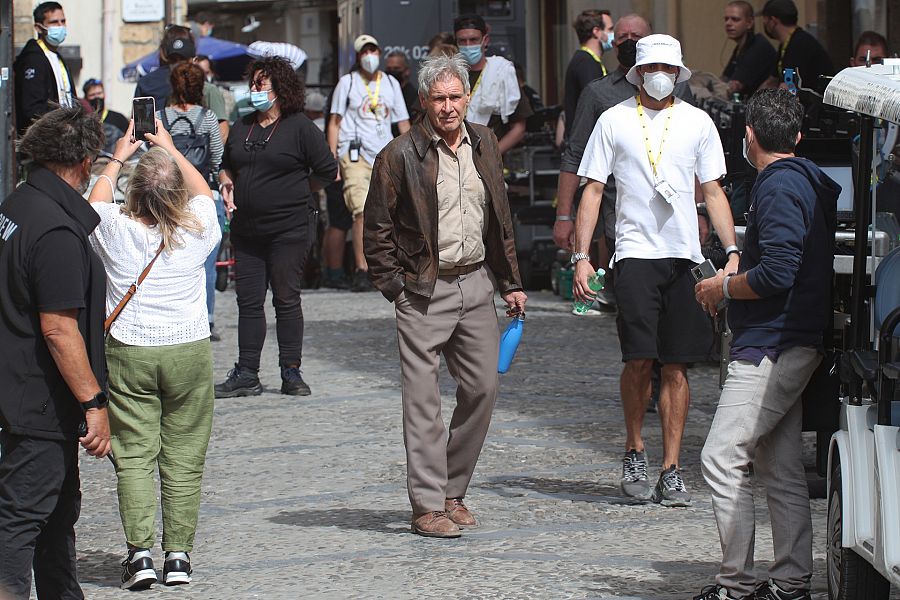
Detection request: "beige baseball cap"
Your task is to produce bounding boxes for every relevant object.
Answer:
[354,34,379,53]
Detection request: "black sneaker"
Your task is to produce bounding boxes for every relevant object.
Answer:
[215,364,263,398]
[163,551,192,586]
[322,273,351,290]
[281,366,311,396]
[752,580,810,600]
[620,449,652,500]
[351,269,374,292]
[694,584,751,600]
[121,548,156,590]
[651,465,693,507]
[209,324,221,342]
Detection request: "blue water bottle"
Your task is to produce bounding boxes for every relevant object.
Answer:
[498,312,525,374]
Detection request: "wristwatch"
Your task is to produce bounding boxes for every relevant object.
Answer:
[80,390,109,412]
[724,244,740,259]
[570,252,591,265]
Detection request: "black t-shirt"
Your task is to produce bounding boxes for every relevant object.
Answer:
[102,109,130,154]
[468,68,534,141]
[221,111,338,238]
[772,27,835,93]
[564,49,606,134]
[105,109,129,133]
[392,81,422,137]
[723,32,777,98]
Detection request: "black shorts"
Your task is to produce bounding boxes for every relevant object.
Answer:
[613,257,714,364]
[325,180,352,231]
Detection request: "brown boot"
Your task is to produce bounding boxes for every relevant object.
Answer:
[411,511,461,538]
[445,498,477,528]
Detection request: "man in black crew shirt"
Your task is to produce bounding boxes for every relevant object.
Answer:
[563,9,613,138]
[0,106,111,600]
[722,1,776,98]
[760,0,834,93]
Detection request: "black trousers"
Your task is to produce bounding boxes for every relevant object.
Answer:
[0,431,83,600]
[232,228,311,371]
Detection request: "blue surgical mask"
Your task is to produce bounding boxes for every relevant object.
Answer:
[43,25,66,46]
[250,90,275,112]
[459,44,483,66]
[601,31,614,52]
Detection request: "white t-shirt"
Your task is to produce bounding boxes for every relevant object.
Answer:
[578,96,725,265]
[41,45,73,107]
[89,196,221,346]
[331,70,409,165]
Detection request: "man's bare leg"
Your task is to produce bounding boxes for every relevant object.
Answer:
[621,359,653,451]
[657,363,689,468]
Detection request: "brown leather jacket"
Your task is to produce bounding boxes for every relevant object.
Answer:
[363,120,522,302]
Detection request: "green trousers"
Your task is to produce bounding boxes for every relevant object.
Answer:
[106,336,214,552]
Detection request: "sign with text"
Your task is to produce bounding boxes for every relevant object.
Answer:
[122,0,164,23]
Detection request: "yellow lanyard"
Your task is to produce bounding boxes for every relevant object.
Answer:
[37,39,70,98]
[470,67,485,98]
[635,95,674,179]
[364,72,382,115]
[100,108,109,122]
[580,46,608,77]
[776,29,795,75]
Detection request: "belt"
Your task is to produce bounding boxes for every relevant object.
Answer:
[438,261,484,277]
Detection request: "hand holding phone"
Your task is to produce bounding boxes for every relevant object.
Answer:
[132,97,157,141]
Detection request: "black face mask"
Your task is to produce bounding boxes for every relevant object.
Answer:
[385,69,405,83]
[88,97,104,113]
[616,39,638,70]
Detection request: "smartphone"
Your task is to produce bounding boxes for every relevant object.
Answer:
[691,258,718,283]
[132,97,156,141]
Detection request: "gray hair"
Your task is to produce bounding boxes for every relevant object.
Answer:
[417,53,470,98]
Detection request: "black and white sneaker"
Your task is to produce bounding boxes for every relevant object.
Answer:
[163,551,192,586]
[620,449,652,500]
[752,579,810,600]
[694,584,752,600]
[651,465,693,507]
[121,548,156,590]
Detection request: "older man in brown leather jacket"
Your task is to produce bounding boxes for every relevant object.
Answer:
[364,53,527,538]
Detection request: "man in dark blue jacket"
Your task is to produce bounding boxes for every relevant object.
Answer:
[693,89,839,600]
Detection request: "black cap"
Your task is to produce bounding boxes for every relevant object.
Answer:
[164,35,196,59]
[762,0,798,20]
[453,13,487,34]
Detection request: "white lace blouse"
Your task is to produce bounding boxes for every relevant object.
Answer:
[89,196,221,346]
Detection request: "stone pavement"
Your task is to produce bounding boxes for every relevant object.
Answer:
[71,288,891,600]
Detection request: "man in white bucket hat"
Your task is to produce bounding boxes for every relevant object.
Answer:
[572,34,739,506]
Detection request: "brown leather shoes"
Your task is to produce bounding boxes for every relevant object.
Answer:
[411,511,461,538]
[445,498,477,528]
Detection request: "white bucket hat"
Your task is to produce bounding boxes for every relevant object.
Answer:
[625,34,692,86]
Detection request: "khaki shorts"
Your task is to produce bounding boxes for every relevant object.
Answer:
[339,153,374,217]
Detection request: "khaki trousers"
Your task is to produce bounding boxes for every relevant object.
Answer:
[701,346,821,596]
[394,266,500,514]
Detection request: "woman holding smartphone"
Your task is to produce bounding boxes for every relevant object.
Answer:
[215,56,337,398]
[88,120,220,589]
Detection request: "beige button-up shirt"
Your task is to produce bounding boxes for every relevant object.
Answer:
[425,120,488,269]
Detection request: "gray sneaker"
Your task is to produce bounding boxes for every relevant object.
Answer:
[620,449,652,500]
[652,465,692,507]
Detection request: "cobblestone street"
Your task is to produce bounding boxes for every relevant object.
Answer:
[71,288,868,599]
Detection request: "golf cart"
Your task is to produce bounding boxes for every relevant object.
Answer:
[822,63,900,599]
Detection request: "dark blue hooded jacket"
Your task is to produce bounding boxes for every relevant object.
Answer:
[729,157,839,350]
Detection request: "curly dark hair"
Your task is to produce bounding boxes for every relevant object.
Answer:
[169,62,205,106]
[245,57,305,116]
[18,104,103,166]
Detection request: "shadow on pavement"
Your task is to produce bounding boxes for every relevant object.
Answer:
[76,551,123,587]
[581,559,720,599]
[268,507,410,534]
[479,476,645,505]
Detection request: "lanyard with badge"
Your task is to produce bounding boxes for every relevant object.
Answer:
[364,71,384,136]
[37,38,73,108]
[776,29,794,76]
[580,46,608,77]
[635,95,678,204]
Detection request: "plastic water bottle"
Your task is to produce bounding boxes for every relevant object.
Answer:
[498,313,525,374]
[572,267,606,315]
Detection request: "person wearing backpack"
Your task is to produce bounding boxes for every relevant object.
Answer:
[158,62,223,340]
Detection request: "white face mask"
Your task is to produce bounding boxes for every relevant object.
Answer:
[742,136,757,170]
[642,70,677,101]
[360,53,380,74]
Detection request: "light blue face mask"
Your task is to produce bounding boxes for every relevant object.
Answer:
[43,25,66,46]
[459,44,483,66]
[601,31,615,52]
[250,90,275,112]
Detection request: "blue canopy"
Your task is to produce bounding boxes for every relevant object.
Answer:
[120,37,252,82]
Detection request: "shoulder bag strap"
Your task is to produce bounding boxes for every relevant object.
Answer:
[104,241,165,334]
